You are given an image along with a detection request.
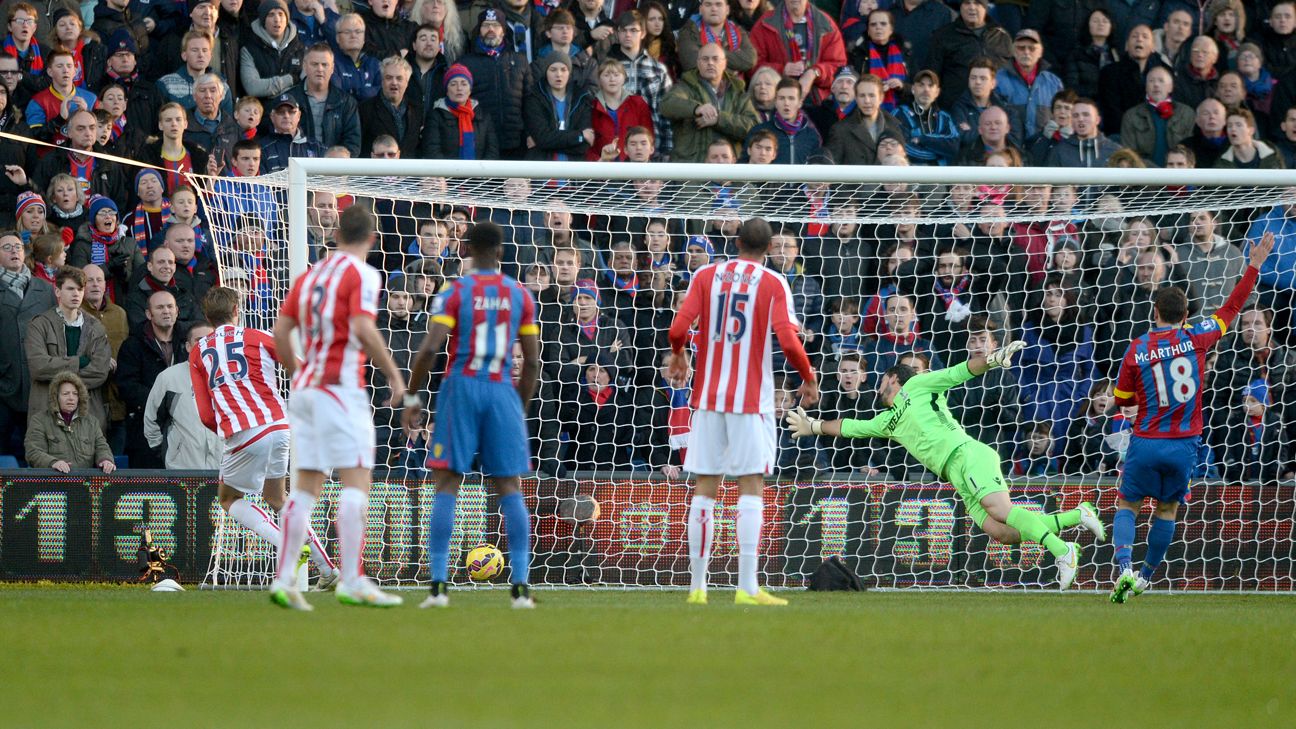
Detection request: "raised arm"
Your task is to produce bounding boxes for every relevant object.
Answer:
[1218,231,1274,330]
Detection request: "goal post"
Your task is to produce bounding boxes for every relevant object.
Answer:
[192,159,1296,592]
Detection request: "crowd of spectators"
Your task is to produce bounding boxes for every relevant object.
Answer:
[0,0,1293,483]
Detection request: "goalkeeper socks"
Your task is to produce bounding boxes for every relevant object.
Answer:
[275,490,315,582]
[427,492,456,583]
[1113,508,1136,572]
[1006,506,1069,559]
[736,494,762,595]
[1140,517,1176,581]
[687,495,716,592]
[1043,508,1083,535]
[337,487,368,585]
[228,498,280,545]
[500,492,532,586]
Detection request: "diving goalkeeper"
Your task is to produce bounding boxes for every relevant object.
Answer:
[785,343,1105,590]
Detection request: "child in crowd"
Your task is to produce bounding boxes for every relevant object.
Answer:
[1063,378,1120,475]
[821,297,864,361]
[1222,379,1288,482]
[167,186,210,259]
[1014,421,1057,477]
[29,234,66,285]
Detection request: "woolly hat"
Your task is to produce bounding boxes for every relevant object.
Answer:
[572,278,601,306]
[685,235,714,256]
[135,168,166,191]
[477,7,502,25]
[1245,378,1271,406]
[89,195,118,220]
[259,0,289,21]
[543,52,572,72]
[106,27,137,56]
[444,63,473,88]
[15,191,44,219]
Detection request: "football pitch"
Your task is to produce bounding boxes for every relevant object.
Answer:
[3,586,1294,728]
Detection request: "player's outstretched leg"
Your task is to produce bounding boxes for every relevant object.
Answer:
[994,499,1080,591]
[686,491,716,605]
[420,481,457,609]
[499,485,534,609]
[1041,502,1106,542]
[733,476,787,606]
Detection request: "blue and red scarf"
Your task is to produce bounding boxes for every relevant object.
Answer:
[772,109,811,136]
[866,41,906,111]
[780,4,816,62]
[2,34,40,73]
[133,200,171,252]
[933,273,971,309]
[578,318,598,341]
[605,268,638,296]
[700,19,742,51]
[446,99,477,159]
[474,38,501,57]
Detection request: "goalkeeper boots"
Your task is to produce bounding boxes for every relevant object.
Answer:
[270,583,314,612]
[337,577,403,608]
[734,588,788,606]
[686,589,708,605]
[1078,502,1106,542]
[1056,542,1081,591]
[1111,569,1138,604]
[419,582,450,609]
[511,584,535,609]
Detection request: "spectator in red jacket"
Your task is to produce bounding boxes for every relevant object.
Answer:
[749,0,846,103]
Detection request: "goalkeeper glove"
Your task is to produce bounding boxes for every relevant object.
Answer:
[985,340,1026,370]
[785,407,823,438]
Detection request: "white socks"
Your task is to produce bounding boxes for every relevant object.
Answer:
[228,498,280,545]
[736,494,762,596]
[275,490,315,583]
[305,525,336,574]
[337,487,368,586]
[687,495,715,592]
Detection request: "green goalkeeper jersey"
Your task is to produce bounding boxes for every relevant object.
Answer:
[840,363,979,481]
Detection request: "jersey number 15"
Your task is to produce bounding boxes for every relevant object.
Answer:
[712,291,750,343]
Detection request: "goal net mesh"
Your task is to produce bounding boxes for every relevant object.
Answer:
[192,165,1296,592]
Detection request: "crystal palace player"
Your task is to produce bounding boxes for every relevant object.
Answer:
[269,205,408,610]
[1109,232,1274,604]
[666,218,819,607]
[403,222,541,610]
[190,287,339,589]
[785,348,1106,590]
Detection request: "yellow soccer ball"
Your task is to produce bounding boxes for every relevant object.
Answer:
[465,544,504,581]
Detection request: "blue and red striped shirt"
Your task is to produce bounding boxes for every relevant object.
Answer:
[1114,266,1258,438]
[430,271,538,384]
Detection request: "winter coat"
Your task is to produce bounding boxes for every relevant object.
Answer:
[0,276,55,412]
[137,140,211,184]
[1014,316,1096,447]
[1064,42,1118,100]
[358,91,425,158]
[1120,101,1195,166]
[1221,408,1287,483]
[894,102,959,165]
[891,0,954,71]
[924,17,1012,108]
[1096,56,1168,135]
[522,84,593,161]
[1246,205,1296,291]
[116,324,186,467]
[995,62,1064,138]
[23,371,112,469]
[1043,133,1122,168]
[861,333,944,384]
[238,19,304,99]
[122,271,201,333]
[948,90,1026,145]
[1256,25,1296,80]
[586,93,653,161]
[1061,412,1120,476]
[420,97,501,160]
[607,46,673,156]
[660,70,758,163]
[675,19,758,73]
[144,361,221,470]
[749,3,847,102]
[560,377,633,472]
[23,307,111,429]
[746,117,823,165]
[183,108,243,164]
[1214,140,1287,170]
[69,223,139,302]
[458,45,532,153]
[1105,0,1160,50]
[32,151,131,213]
[91,5,149,57]
[331,49,381,103]
[1177,236,1248,313]
[81,298,129,422]
[360,8,416,62]
[826,108,904,166]
[258,130,325,173]
[286,84,362,156]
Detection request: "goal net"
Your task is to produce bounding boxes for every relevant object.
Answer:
[192,160,1296,592]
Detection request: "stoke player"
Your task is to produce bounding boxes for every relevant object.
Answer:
[403,222,541,609]
[785,349,1106,590]
[1109,232,1273,603]
[269,205,408,610]
[666,218,819,607]
[190,287,339,589]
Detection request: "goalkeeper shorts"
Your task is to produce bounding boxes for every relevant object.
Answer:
[944,441,1010,528]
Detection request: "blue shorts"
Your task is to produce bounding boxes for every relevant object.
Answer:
[1119,435,1198,504]
[427,376,531,477]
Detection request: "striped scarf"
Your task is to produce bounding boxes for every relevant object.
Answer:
[933,273,970,309]
[161,152,192,194]
[3,35,41,73]
[69,38,85,86]
[110,114,127,142]
[866,41,906,111]
[700,19,742,51]
[780,4,816,62]
[132,200,171,252]
[604,267,638,295]
[773,109,810,136]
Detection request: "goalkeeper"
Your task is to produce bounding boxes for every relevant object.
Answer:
[786,343,1105,590]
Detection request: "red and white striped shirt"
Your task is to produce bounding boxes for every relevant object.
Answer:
[280,252,381,391]
[668,258,815,414]
[189,325,288,438]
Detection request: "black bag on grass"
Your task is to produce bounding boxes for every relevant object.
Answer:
[807,556,865,591]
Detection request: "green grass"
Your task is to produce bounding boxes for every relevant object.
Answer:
[2,586,1294,728]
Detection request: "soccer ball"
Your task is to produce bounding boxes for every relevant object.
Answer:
[465,544,504,581]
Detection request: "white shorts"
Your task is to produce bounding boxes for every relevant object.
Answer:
[288,386,375,472]
[682,410,777,477]
[220,424,290,494]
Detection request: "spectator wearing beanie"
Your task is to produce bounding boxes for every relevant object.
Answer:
[70,195,137,302]
[97,27,161,130]
[240,0,305,100]
[524,53,594,161]
[421,62,500,159]
[91,0,150,61]
[129,169,171,254]
[460,8,532,159]
[14,191,52,245]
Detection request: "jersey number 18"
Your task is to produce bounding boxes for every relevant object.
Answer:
[1149,355,1198,407]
